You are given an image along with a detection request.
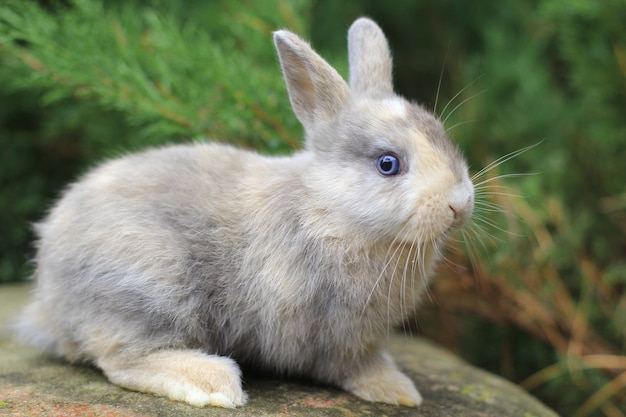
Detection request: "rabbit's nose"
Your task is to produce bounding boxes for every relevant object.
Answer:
[449,179,474,226]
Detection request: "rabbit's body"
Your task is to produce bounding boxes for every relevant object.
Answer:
[17,18,474,408]
[25,141,431,371]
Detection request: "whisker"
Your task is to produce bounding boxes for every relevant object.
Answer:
[360,227,408,320]
[471,141,542,181]
[439,73,486,121]
[473,201,508,213]
[446,118,480,133]
[400,238,418,337]
[442,88,488,126]
[361,222,415,341]
[433,45,448,114]
[386,231,413,341]
[462,219,490,251]
[473,186,518,195]
[461,227,489,277]
[473,172,539,187]
[468,220,504,245]
[419,232,437,303]
[410,238,421,312]
[438,238,464,269]
[475,190,524,199]
[473,215,523,237]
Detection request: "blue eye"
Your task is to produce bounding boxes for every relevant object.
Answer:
[376,154,400,176]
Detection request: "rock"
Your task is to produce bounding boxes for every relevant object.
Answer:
[0,284,558,417]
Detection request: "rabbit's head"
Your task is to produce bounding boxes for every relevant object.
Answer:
[274,18,473,246]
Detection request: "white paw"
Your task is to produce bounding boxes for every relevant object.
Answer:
[346,369,422,407]
[207,392,239,409]
[100,350,248,408]
[180,388,242,408]
[340,352,423,407]
[180,386,213,407]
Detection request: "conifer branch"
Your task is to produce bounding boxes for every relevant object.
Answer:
[0,0,307,149]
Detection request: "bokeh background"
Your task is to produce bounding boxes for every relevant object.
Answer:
[1,1,624,415]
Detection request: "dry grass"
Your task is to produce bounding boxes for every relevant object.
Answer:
[416,174,626,416]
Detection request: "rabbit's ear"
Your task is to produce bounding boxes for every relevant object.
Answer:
[348,18,393,97]
[274,30,350,131]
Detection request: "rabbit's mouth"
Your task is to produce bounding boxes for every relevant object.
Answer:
[400,187,474,243]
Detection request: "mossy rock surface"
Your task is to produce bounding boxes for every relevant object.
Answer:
[0,284,557,417]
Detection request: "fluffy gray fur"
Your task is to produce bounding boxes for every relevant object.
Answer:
[15,18,474,408]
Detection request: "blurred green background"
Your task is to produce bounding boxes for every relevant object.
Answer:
[1,0,624,415]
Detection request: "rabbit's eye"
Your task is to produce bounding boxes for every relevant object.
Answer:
[376,154,400,176]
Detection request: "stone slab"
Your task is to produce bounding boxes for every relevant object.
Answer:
[0,284,558,416]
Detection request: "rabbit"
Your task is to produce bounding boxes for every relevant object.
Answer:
[15,17,474,408]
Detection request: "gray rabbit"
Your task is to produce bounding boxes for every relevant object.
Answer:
[15,18,474,408]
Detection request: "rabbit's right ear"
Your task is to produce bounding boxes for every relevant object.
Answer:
[274,30,350,132]
[348,18,393,97]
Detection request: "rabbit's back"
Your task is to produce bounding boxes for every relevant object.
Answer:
[18,143,273,362]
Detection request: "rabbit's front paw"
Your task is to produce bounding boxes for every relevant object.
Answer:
[99,349,247,408]
[340,352,422,407]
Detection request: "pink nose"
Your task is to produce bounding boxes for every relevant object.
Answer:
[449,180,474,226]
[449,199,470,218]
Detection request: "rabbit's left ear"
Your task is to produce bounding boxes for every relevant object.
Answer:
[274,30,350,132]
[348,18,393,97]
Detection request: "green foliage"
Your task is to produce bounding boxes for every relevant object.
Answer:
[1,1,624,416]
[0,0,307,149]
[0,0,309,284]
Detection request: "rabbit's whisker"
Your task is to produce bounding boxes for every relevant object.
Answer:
[471,142,542,182]
[473,172,538,187]
[445,119,479,134]
[361,224,409,322]
[442,89,488,126]
[438,73,486,122]
[433,45,449,114]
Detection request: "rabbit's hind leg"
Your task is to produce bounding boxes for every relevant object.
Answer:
[97,349,247,408]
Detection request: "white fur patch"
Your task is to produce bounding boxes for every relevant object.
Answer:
[379,98,407,119]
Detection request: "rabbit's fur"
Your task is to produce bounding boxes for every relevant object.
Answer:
[16,18,474,408]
